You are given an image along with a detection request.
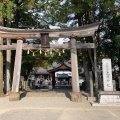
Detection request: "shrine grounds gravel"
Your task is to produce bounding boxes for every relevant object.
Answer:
[0,92,120,120]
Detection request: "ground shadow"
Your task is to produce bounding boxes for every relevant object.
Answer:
[20,91,28,100]
[65,92,71,100]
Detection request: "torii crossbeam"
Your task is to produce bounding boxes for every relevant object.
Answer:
[0,22,99,39]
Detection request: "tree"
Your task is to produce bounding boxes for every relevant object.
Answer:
[0,0,119,92]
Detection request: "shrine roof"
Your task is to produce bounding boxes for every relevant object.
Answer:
[48,62,71,73]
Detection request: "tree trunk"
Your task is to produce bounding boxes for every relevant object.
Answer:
[89,71,94,97]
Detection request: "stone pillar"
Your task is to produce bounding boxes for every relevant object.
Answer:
[0,18,4,97]
[5,39,11,94]
[9,39,23,101]
[70,37,82,102]
[0,37,4,97]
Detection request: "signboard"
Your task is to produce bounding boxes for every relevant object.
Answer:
[41,33,50,48]
[102,59,113,91]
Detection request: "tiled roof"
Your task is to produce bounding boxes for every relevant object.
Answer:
[34,62,71,74]
[48,62,71,72]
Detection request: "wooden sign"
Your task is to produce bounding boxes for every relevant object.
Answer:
[41,33,50,48]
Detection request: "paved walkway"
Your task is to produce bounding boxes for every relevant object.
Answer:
[0,91,120,120]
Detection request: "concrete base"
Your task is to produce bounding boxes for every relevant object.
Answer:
[9,92,20,101]
[70,92,82,102]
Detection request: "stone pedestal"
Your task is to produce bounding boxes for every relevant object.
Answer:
[98,91,120,104]
[70,92,82,102]
[99,95,120,104]
[92,91,120,106]
[9,92,20,101]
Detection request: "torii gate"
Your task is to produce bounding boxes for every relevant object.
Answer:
[0,22,99,101]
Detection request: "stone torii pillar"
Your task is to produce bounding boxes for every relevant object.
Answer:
[70,37,82,102]
[5,39,11,94]
[9,39,23,101]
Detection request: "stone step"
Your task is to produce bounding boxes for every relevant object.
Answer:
[26,92,67,97]
[20,89,71,97]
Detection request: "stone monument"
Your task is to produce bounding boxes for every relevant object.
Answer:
[102,59,113,91]
[92,58,120,106]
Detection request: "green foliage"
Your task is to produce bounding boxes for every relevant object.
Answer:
[0,1,15,22]
[115,35,120,48]
[0,0,119,75]
[97,1,120,65]
[0,3,4,17]
[36,0,72,27]
[5,1,15,21]
[51,49,70,64]
[22,0,36,10]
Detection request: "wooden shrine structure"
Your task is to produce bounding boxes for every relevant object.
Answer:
[0,22,99,101]
[48,62,71,85]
